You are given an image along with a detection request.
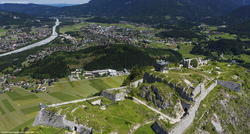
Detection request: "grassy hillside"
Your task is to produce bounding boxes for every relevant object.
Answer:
[42,98,158,133]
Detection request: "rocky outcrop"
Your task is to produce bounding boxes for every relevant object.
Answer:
[33,109,92,134]
[151,121,168,134]
[217,80,241,93]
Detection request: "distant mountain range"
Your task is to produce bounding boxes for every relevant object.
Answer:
[41,3,79,7]
[204,5,250,25]
[0,0,249,23]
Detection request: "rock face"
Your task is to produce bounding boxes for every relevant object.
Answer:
[217,80,241,93]
[151,121,168,134]
[33,109,92,134]
[101,90,126,102]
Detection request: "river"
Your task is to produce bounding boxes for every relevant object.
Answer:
[0,19,60,57]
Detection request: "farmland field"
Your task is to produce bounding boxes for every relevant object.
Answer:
[2,99,15,112]
[0,75,127,132]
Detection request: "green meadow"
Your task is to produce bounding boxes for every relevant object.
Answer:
[97,23,156,31]
[134,123,156,134]
[178,44,201,58]
[59,22,89,33]
[0,75,127,132]
[0,28,8,36]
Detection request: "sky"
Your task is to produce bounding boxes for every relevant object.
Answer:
[0,0,90,4]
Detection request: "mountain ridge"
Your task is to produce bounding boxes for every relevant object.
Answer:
[0,0,247,23]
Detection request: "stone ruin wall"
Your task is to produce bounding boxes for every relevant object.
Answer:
[143,72,163,83]
[172,85,194,102]
[101,90,126,102]
[33,109,92,134]
[130,79,143,88]
[115,92,126,102]
[101,90,116,102]
[151,121,168,134]
[217,80,241,93]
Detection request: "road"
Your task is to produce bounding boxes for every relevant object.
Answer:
[0,19,60,57]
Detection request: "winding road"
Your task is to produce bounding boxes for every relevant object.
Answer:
[0,19,60,57]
